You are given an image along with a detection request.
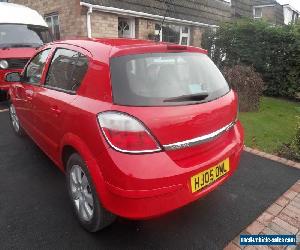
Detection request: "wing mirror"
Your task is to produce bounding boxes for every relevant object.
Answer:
[5,72,21,82]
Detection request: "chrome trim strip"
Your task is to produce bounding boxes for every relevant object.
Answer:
[163,120,237,151]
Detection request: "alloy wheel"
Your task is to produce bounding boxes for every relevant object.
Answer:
[69,165,94,222]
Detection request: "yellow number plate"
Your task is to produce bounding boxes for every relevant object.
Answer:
[191,158,230,193]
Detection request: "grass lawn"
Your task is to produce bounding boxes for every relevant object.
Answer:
[239,97,300,154]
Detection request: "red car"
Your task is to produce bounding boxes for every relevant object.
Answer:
[6,38,244,232]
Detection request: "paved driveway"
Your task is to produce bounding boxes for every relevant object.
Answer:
[0,104,299,250]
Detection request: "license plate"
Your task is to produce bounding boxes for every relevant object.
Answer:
[190,158,230,193]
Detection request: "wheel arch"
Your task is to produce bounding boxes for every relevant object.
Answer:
[60,133,110,209]
[62,145,78,170]
[60,133,95,170]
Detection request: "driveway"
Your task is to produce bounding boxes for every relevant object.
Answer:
[0,103,299,250]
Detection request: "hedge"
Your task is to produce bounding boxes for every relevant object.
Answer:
[202,19,300,99]
[278,117,300,162]
[222,65,264,112]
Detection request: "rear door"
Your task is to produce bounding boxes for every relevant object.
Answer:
[32,47,89,161]
[13,49,51,135]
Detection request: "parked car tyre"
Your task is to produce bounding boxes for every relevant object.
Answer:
[0,91,7,102]
[9,103,24,136]
[66,153,116,232]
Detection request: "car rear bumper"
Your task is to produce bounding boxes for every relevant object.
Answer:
[94,121,244,219]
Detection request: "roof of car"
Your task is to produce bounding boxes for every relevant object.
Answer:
[52,38,208,61]
[57,38,161,48]
[0,2,48,27]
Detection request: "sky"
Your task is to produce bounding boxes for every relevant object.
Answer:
[277,0,300,12]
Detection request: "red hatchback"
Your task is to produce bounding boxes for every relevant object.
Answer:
[6,38,244,232]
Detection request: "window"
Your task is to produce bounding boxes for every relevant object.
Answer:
[0,24,52,48]
[254,7,263,18]
[118,17,135,38]
[110,53,230,106]
[45,48,88,92]
[180,26,190,45]
[155,24,190,45]
[45,14,60,40]
[24,49,50,84]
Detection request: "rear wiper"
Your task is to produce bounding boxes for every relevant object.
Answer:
[0,43,41,49]
[163,92,209,103]
[1,44,41,49]
[9,44,38,48]
[0,44,12,49]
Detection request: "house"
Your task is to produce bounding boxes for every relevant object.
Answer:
[252,0,284,25]
[282,4,299,24]
[231,0,253,18]
[8,0,233,47]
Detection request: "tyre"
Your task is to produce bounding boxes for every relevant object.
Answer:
[0,91,7,102]
[9,103,24,136]
[66,153,116,232]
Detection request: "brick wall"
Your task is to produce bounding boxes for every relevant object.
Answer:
[231,0,253,18]
[191,27,206,48]
[261,5,284,25]
[135,18,155,40]
[83,0,232,25]
[9,0,209,47]
[90,12,118,38]
[262,6,277,24]
[134,18,207,47]
[10,0,87,38]
[274,4,284,25]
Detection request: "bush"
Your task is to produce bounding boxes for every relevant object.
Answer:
[277,117,300,162]
[202,19,300,99]
[223,65,264,112]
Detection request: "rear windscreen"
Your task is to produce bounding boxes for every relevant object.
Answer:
[110,52,230,106]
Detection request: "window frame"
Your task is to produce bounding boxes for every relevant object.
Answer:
[155,23,190,46]
[223,0,231,4]
[22,48,52,86]
[118,17,135,38]
[253,7,263,19]
[45,13,61,40]
[180,26,190,46]
[43,47,89,95]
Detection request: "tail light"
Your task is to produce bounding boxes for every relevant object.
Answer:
[97,111,161,154]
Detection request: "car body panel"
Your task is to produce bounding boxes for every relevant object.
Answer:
[31,88,78,161]
[0,48,37,91]
[113,90,237,146]
[8,38,244,219]
[0,47,38,59]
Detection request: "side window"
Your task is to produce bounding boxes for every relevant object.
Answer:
[45,48,88,92]
[24,49,50,84]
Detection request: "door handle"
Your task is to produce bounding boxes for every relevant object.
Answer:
[25,90,34,100]
[50,106,62,115]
